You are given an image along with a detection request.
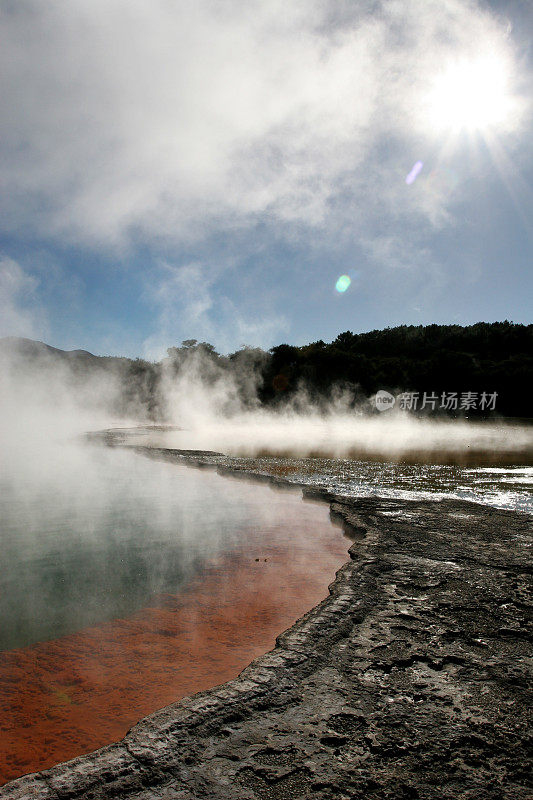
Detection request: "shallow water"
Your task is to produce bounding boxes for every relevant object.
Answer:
[238,458,533,515]
[0,446,350,783]
[109,426,533,514]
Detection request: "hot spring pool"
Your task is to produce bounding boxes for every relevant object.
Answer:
[0,444,350,783]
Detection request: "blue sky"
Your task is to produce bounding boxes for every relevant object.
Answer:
[0,0,531,358]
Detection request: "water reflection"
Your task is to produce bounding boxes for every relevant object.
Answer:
[102,426,533,514]
[1,449,264,651]
[0,448,350,783]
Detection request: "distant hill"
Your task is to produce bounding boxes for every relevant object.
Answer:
[0,337,160,419]
[0,336,126,365]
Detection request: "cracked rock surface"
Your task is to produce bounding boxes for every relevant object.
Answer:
[1,485,531,800]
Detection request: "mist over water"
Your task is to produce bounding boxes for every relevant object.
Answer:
[1,342,531,574]
[0,353,353,650]
[139,376,533,512]
[131,412,533,464]
[1,449,300,650]
[0,337,531,784]
[0,439,350,782]
[148,345,533,464]
[0,340,531,657]
[0,348,358,781]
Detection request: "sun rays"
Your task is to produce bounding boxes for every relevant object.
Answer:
[426,54,516,135]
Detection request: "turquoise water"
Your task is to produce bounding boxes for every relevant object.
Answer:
[0,444,339,651]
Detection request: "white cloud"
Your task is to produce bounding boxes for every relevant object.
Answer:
[0,0,526,250]
[142,261,287,357]
[0,257,47,340]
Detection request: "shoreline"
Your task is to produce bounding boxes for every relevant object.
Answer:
[1,446,531,799]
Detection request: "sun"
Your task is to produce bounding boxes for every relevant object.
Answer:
[426,54,515,134]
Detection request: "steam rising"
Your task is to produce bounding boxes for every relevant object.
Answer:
[0,334,531,651]
[157,346,532,463]
[160,412,533,463]
[1,336,531,470]
[2,345,339,650]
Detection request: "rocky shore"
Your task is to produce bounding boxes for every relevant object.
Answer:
[1,448,531,800]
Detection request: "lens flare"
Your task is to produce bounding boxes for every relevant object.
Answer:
[406,161,423,185]
[335,275,351,293]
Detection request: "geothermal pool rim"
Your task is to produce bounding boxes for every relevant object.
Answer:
[0,444,531,800]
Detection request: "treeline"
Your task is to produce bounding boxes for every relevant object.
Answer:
[2,322,531,418]
[158,321,532,418]
[259,322,533,417]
